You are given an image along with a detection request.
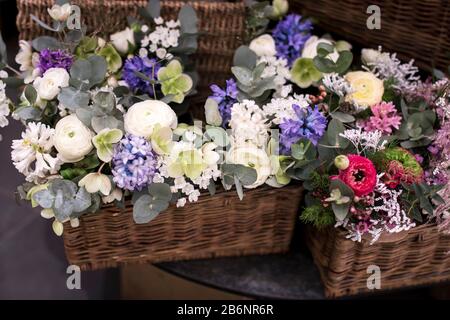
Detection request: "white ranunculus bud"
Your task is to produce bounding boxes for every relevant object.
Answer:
[361,48,382,65]
[47,3,72,22]
[272,0,289,18]
[249,34,277,57]
[33,68,69,100]
[124,100,177,138]
[110,27,135,55]
[107,76,119,88]
[54,115,94,163]
[226,142,272,189]
[302,36,339,62]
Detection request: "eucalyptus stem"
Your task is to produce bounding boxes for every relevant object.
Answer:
[5,64,21,76]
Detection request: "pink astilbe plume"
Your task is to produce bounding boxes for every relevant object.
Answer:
[362,102,402,135]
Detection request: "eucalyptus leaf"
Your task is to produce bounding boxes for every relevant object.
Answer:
[58,87,90,110]
[231,66,253,86]
[334,51,353,74]
[32,36,62,51]
[204,126,229,147]
[24,85,37,105]
[233,45,257,69]
[133,195,160,224]
[234,176,244,200]
[33,190,55,209]
[91,115,121,133]
[147,0,161,19]
[331,111,355,123]
[179,5,198,34]
[72,187,92,212]
[148,183,172,202]
[14,106,42,121]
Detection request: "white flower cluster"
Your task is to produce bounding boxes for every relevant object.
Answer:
[363,46,420,92]
[141,17,180,59]
[257,55,292,98]
[339,127,387,154]
[11,122,61,183]
[322,72,353,97]
[262,94,310,125]
[0,80,10,130]
[229,100,270,147]
[158,160,221,208]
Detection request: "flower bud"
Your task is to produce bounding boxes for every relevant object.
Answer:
[334,155,350,170]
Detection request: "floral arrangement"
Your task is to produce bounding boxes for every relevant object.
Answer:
[205,0,450,244]
[0,0,201,234]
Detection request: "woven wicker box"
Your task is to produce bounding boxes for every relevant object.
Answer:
[16,0,246,118]
[292,0,450,73]
[305,224,450,298]
[63,184,303,270]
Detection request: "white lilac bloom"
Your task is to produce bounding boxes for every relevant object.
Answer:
[322,72,353,97]
[140,19,181,56]
[229,100,270,147]
[262,95,310,125]
[11,122,61,183]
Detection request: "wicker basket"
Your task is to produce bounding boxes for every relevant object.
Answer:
[63,184,303,270]
[292,0,450,73]
[16,0,247,118]
[305,224,450,298]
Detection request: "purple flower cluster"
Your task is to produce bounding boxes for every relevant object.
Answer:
[272,14,312,66]
[38,49,73,73]
[209,78,239,127]
[122,56,160,95]
[112,134,158,191]
[279,105,327,155]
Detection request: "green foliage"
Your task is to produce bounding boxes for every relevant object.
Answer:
[75,91,124,133]
[329,178,354,221]
[245,1,273,40]
[32,179,93,222]
[401,182,444,222]
[300,205,335,229]
[313,48,353,74]
[231,55,276,101]
[133,183,172,224]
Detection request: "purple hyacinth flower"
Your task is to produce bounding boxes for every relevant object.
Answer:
[279,104,327,155]
[272,14,313,67]
[209,78,238,127]
[112,134,158,191]
[122,56,160,95]
[38,49,73,73]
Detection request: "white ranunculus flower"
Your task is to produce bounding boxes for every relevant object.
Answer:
[78,173,112,196]
[249,34,277,57]
[110,27,135,55]
[302,36,339,62]
[226,142,272,189]
[54,115,94,163]
[124,100,177,138]
[33,68,69,100]
[47,3,72,21]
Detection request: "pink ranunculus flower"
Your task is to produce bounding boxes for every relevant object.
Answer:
[338,154,377,197]
[362,101,402,135]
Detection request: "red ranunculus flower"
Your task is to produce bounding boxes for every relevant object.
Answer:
[338,154,377,197]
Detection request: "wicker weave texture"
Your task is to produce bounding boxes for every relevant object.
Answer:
[63,184,303,270]
[292,0,450,72]
[305,224,450,298]
[16,0,246,105]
